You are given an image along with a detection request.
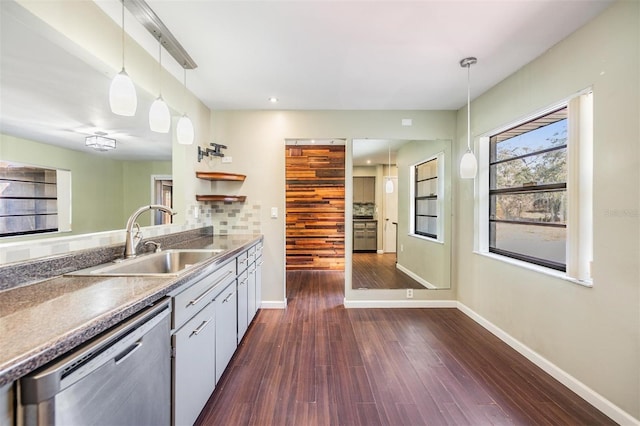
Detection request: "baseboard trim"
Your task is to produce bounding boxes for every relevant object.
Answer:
[456,302,639,426]
[395,263,436,289]
[344,298,457,308]
[260,299,287,309]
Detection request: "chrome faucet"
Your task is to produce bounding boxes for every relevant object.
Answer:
[124,205,176,258]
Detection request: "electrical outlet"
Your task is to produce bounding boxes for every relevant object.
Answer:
[406,289,413,299]
[222,156,232,163]
[400,244,404,252]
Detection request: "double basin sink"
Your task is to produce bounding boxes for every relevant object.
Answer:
[67,249,226,277]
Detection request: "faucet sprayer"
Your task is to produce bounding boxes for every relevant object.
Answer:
[124,205,176,258]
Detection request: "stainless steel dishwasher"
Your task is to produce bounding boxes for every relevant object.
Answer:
[19,299,171,426]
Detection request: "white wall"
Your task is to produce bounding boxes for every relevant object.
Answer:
[455,1,639,419]
[209,110,457,304]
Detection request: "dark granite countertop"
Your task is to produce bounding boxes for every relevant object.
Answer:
[0,233,262,386]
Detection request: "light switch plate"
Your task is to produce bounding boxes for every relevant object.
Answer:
[270,207,278,218]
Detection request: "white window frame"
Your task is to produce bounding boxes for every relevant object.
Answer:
[475,90,593,285]
[409,151,445,243]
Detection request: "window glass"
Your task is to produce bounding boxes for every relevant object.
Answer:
[414,158,438,238]
[488,107,567,271]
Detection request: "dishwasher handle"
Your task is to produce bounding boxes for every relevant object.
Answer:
[114,341,143,365]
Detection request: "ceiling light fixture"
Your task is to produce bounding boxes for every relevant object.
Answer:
[268,97,278,103]
[109,0,137,116]
[385,142,394,193]
[460,56,478,179]
[85,133,116,151]
[176,67,194,145]
[149,37,170,133]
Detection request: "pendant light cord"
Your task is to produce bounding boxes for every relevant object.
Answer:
[121,0,125,68]
[158,38,162,96]
[466,63,471,152]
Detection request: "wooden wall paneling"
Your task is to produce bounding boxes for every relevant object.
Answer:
[286,145,345,270]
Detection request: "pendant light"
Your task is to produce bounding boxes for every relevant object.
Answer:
[385,142,394,193]
[460,57,478,179]
[149,37,171,133]
[109,0,137,116]
[177,67,194,145]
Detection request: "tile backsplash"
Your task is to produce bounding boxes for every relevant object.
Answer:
[353,202,375,217]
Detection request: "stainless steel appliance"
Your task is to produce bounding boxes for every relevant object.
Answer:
[353,220,377,252]
[19,299,171,426]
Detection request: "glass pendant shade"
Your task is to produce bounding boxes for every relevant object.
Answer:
[460,150,478,179]
[385,178,394,193]
[177,114,194,145]
[149,97,171,133]
[109,69,137,116]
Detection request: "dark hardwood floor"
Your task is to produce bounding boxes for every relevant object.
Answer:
[195,271,615,426]
[353,253,425,289]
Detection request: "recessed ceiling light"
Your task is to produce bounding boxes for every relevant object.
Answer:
[268,97,278,103]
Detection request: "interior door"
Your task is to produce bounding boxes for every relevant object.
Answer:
[383,177,398,253]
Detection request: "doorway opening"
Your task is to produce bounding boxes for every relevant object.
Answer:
[284,139,346,276]
[151,175,173,225]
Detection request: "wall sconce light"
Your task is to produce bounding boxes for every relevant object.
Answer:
[85,133,116,151]
[460,56,478,179]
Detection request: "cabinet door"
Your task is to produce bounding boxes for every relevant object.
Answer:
[173,302,216,426]
[247,263,257,322]
[353,177,363,202]
[0,383,13,426]
[237,271,248,343]
[362,177,375,203]
[215,283,237,384]
[255,255,263,313]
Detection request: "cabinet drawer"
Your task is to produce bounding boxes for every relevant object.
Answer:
[172,302,216,426]
[248,245,256,265]
[173,260,235,330]
[236,251,249,273]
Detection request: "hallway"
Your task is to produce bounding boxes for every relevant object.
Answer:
[195,271,614,425]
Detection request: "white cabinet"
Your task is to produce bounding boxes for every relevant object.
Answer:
[214,282,237,384]
[236,270,248,343]
[247,263,257,322]
[255,249,263,313]
[172,302,216,426]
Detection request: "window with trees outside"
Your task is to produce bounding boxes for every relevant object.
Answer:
[489,107,568,271]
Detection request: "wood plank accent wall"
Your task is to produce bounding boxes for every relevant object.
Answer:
[286,145,345,270]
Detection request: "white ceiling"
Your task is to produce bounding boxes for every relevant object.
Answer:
[139,0,612,111]
[1,0,613,161]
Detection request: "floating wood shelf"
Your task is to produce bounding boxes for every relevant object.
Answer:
[196,195,247,202]
[196,171,246,181]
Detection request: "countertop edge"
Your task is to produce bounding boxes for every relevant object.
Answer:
[0,234,263,386]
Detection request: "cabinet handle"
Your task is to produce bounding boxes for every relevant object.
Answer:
[257,261,264,267]
[222,292,235,303]
[239,259,247,265]
[239,278,248,286]
[190,317,213,337]
[188,270,234,307]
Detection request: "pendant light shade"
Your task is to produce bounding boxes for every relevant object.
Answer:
[110,69,137,116]
[176,67,194,144]
[460,57,478,179]
[460,150,478,179]
[110,1,137,116]
[385,178,394,194]
[149,97,171,133]
[177,114,194,145]
[385,142,394,193]
[149,38,170,133]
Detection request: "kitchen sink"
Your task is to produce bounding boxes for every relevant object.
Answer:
[67,249,226,277]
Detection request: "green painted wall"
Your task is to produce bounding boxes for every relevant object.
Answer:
[0,133,170,240]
